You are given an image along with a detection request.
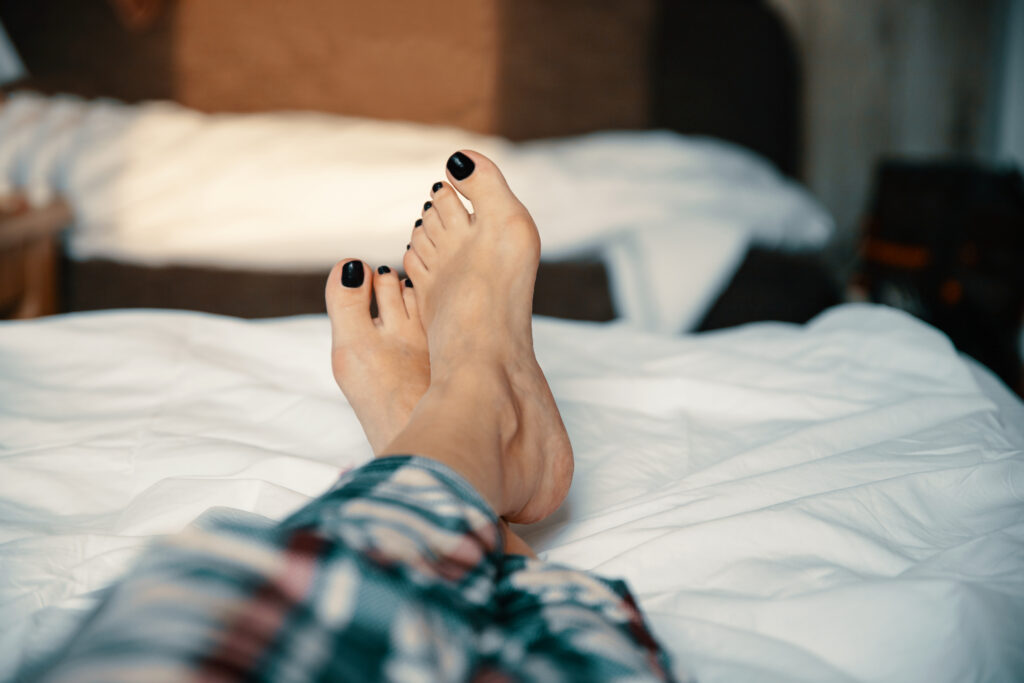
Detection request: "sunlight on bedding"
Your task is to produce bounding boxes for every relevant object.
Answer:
[0,92,833,332]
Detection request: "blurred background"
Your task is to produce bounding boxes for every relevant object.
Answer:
[0,0,1021,391]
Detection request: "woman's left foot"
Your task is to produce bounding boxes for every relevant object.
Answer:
[326,260,430,454]
[402,151,574,524]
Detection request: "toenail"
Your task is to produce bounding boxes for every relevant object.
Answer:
[423,201,432,211]
[341,260,364,288]
[432,181,443,193]
[404,278,413,287]
[377,265,390,275]
[415,218,423,227]
[447,151,475,180]
[406,244,411,250]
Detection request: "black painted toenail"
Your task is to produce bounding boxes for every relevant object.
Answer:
[432,181,443,193]
[447,151,475,180]
[406,243,410,250]
[377,265,390,275]
[404,278,413,287]
[423,201,432,211]
[341,260,364,288]
[415,218,423,227]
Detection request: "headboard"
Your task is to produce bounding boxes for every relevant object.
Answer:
[1,0,801,175]
[0,0,813,323]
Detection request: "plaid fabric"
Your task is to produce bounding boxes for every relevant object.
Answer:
[29,456,678,682]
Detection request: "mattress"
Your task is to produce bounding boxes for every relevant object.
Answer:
[1,304,1022,682]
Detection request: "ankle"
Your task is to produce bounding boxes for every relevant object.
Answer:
[431,362,520,444]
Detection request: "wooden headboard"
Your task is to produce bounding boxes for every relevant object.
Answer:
[1,0,800,175]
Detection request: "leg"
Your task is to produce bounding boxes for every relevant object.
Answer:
[29,263,504,682]
[483,555,680,682]
[28,456,507,682]
[398,151,676,681]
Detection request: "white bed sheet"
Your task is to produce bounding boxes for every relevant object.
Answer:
[1,305,1022,682]
[0,92,833,333]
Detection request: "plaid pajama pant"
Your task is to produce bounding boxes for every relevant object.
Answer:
[29,456,677,682]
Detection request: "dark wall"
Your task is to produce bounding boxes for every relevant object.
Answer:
[1,0,800,174]
[0,0,174,100]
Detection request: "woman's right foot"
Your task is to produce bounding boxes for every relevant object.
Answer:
[326,259,430,455]
[402,151,573,525]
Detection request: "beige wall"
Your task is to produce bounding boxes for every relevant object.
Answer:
[766,0,1000,248]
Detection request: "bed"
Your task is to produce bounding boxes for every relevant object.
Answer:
[3,3,1023,682]
[2,304,1023,682]
[0,0,840,332]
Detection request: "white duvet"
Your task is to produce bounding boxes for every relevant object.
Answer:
[0,92,832,333]
[1,305,1022,682]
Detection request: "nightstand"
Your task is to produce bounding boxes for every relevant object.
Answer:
[0,197,71,319]
[856,161,1024,395]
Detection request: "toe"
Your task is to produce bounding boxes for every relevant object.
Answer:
[325,259,374,345]
[419,201,444,241]
[373,265,406,325]
[404,242,429,281]
[402,278,420,320]
[445,150,523,218]
[420,205,445,248]
[429,180,470,231]
[409,223,436,263]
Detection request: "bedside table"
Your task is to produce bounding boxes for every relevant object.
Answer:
[856,161,1024,395]
[0,197,71,319]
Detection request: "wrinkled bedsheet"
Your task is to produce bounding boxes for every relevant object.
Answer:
[0,304,1022,682]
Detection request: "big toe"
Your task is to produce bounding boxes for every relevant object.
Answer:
[446,150,524,218]
[325,259,374,346]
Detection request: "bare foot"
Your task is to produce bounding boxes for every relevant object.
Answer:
[325,259,430,454]
[402,151,573,524]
